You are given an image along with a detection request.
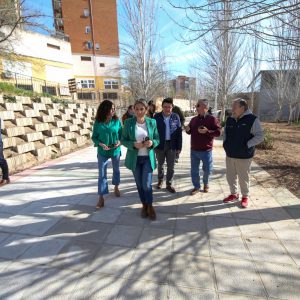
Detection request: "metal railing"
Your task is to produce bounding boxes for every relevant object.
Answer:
[0,68,71,98]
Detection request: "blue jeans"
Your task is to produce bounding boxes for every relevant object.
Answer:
[133,156,153,204]
[97,154,120,196]
[191,150,213,189]
[0,141,9,180]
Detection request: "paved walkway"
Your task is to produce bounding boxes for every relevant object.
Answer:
[0,133,300,300]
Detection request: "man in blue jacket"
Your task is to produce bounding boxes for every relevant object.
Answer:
[154,98,182,193]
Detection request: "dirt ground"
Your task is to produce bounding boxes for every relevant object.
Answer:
[254,122,300,198]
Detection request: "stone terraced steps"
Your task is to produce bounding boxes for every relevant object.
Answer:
[0,95,96,173]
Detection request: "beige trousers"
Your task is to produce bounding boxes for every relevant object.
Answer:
[225,156,252,197]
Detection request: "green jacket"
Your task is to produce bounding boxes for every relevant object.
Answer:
[121,117,160,171]
[92,118,122,157]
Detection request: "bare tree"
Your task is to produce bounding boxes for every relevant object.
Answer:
[192,1,246,121]
[168,0,300,47]
[262,1,300,123]
[120,0,169,101]
[247,34,262,110]
[0,0,45,59]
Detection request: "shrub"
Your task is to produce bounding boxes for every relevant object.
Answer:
[3,94,16,102]
[257,128,274,150]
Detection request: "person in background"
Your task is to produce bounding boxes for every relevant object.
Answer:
[0,117,10,186]
[92,100,122,209]
[173,105,186,126]
[122,105,134,124]
[154,97,182,193]
[147,100,156,118]
[223,98,264,208]
[121,99,160,220]
[186,99,221,194]
[172,104,185,163]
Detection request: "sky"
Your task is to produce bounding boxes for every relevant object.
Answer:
[25,0,198,77]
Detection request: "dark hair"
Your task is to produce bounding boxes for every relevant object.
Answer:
[134,98,148,109]
[95,100,118,123]
[162,97,173,106]
[127,105,133,110]
[234,98,248,111]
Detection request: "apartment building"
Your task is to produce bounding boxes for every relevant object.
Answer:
[52,0,120,100]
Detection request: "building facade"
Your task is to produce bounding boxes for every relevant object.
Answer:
[248,70,300,121]
[0,28,73,96]
[52,0,121,101]
[169,75,196,99]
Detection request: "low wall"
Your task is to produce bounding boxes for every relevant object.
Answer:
[0,95,96,174]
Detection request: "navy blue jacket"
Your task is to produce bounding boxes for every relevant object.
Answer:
[223,114,257,159]
[154,112,182,151]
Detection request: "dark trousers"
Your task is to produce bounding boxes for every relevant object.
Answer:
[155,141,176,186]
[0,142,9,180]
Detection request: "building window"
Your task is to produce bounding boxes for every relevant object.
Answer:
[80,79,95,89]
[104,79,119,89]
[81,56,92,61]
[85,26,91,34]
[86,41,93,49]
[83,8,90,17]
[103,93,118,100]
[95,42,100,50]
[42,86,57,95]
[47,43,60,50]
[99,63,105,67]
[78,92,96,100]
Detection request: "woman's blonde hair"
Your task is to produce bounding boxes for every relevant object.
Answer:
[134,98,148,109]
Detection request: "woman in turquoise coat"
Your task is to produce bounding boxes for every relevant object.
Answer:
[92,100,122,208]
[121,99,160,220]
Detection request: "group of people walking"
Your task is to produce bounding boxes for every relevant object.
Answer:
[92,96,264,220]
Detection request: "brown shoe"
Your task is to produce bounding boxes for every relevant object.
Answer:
[157,180,163,189]
[141,203,148,218]
[203,185,209,193]
[114,186,120,197]
[190,188,200,195]
[96,195,104,209]
[166,185,176,193]
[147,204,156,221]
[0,179,10,186]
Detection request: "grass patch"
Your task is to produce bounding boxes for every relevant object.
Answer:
[0,82,71,105]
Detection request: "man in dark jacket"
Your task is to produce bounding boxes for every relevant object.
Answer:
[172,105,185,163]
[186,99,221,194]
[154,98,182,193]
[223,98,263,208]
[0,118,10,186]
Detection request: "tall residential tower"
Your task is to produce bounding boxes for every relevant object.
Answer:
[52,0,120,100]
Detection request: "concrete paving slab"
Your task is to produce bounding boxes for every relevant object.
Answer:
[257,261,300,299]
[89,245,135,277]
[213,258,266,297]
[170,254,215,290]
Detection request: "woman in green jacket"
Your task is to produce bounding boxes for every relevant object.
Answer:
[92,100,122,208]
[121,99,160,220]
